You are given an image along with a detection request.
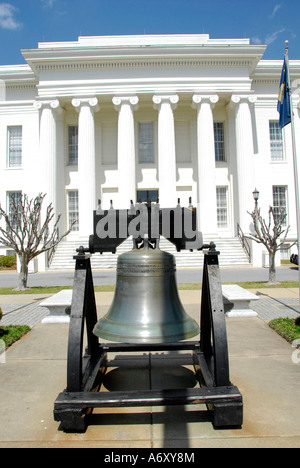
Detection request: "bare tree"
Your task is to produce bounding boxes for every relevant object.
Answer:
[247,205,291,285]
[0,193,75,290]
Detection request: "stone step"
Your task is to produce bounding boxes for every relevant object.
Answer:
[48,237,250,270]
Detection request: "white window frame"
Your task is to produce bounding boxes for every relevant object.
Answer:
[8,126,22,168]
[7,191,22,229]
[214,122,226,162]
[68,125,78,166]
[138,122,154,164]
[269,121,284,162]
[67,190,79,232]
[216,186,228,229]
[272,185,287,226]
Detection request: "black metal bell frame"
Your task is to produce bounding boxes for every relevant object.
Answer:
[53,203,243,432]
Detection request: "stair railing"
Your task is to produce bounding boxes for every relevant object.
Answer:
[46,227,59,268]
[237,223,251,263]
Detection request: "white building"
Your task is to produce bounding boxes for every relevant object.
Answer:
[0,34,300,271]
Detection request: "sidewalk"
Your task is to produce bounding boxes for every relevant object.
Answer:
[1,288,299,326]
[0,289,300,447]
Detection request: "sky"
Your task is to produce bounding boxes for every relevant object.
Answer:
[0,0,299,65]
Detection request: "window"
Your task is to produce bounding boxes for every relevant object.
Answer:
[7,191,22,229]
[8,126,22,167]
[136,189,159,203]
[214,122,225,162]
[139,123,154,163]
[68,126,78,165]
[280,243,290,260]
[272,186,287,226]
[68,191,79,231]
[216,187,228,228]
[269,122,283,161]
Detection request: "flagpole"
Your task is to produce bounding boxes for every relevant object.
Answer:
[285,40,300,301]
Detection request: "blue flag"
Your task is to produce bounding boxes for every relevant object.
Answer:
[277,56,291,128]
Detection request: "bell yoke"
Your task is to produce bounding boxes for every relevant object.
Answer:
[53,200,243,433]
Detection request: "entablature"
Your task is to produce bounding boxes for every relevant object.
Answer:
[21,34,266,78]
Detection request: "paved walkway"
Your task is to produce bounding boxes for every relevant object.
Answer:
[252,296,300,321]
[0,302,49,326]
[1,288,299,326]
[0,288,300,448]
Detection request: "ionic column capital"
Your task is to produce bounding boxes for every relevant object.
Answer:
[192,94,219,109]
[153,94,179,110]
[34,99,63,114]
[112,96,139,111]
[230,95,257,107]
[72,97,100,112]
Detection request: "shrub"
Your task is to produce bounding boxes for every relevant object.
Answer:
[0,255,17,269]
[269,317,300,344]
[0,325,30,348]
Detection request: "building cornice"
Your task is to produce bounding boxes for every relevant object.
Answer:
[5,84,37,91]
[24,33,265,55]
[21,34,266,76]
[253,60,300,78]
[0,100,37,114]
[252,78,279,85]
[32,58,256,72]
[39,34,250,49]
[0,64,38,91]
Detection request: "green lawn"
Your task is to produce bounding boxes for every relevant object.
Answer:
[0,325,31,349]
[0,280,298,295]
[269,317,300,346]
[0,281,299,350]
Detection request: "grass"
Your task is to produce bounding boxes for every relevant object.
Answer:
[0,325,31,349]
[269,317,300,347]
[0,285,115,295]
[0,281,298,350]
[0,280,298,295]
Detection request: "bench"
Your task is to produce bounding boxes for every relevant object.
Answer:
[40,289,72,323]
[222,284,259,318]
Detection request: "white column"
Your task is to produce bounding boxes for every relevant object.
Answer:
[72,97,100,236]
[192,94,219,236]
[34,99,63,272]
[113,96,139,208]
[34,99,63,213]
[55,109,65,228]
[231,95,256,232]
[153,95,178,207]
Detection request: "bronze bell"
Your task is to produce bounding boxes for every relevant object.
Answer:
[93,241,200,343]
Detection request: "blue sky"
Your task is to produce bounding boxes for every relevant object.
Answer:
[0,0,299,65]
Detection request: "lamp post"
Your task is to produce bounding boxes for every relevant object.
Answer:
[252,188,259,209]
